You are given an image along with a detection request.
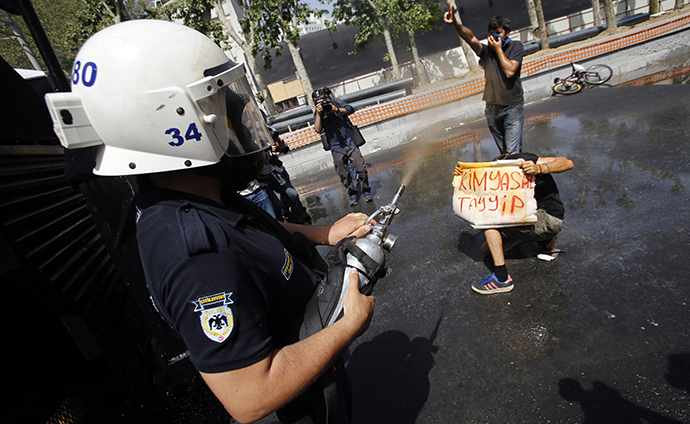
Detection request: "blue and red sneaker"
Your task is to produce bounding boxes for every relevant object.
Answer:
[472,273,514,295]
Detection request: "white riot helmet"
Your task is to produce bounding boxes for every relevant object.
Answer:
[44,20,272,176]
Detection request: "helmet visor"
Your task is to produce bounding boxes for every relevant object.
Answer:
[191,61,273,157]
[224,75,272,156]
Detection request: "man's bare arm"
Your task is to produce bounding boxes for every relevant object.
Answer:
[313,103,323,133]
[281,213,371,246]
[487,35,520,78]
[200,269,374,423]
[521,156,574,175]
[443,2,482,56]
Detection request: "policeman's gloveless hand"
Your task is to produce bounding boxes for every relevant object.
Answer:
[342,268,374,338]
[327,213,372,245]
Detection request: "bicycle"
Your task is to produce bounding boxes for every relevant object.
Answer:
[552,62,613,95]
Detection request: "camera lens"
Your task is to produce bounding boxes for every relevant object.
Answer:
[323,103,333,112]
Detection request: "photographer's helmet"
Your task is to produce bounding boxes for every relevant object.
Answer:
[44,20,272,176]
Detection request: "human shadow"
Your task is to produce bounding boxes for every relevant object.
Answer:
[456,230,486,262]
[457,230,553,267]
[347,315,442,424]
[558,378,683,424]
[664,352,690,393]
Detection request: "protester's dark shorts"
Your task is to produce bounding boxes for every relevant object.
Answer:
[500,209,563,251]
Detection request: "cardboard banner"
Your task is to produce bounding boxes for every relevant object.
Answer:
[452,159,537,229]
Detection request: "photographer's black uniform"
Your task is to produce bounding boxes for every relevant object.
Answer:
[313,90,371,204]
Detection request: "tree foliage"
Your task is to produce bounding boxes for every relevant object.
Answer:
[239,0,328,70]
[66,0,156,54]
[1,0,82,71]
[330,0,378,56]
[395,0,440,40]
[0,0,157,72]
[156,0,227,45]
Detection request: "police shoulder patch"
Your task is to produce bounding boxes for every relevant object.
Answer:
[192,292,234,343]
[282,248,294,280]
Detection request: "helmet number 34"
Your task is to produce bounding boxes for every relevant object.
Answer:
[166,123,203,147]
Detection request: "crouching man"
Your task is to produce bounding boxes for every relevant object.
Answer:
[475,153,574,294]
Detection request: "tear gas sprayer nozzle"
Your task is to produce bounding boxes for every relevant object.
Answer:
[327,184,406,327]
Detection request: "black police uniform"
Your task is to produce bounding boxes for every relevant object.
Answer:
[135,177,349,423]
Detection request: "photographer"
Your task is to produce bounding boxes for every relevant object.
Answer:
[313,87,373,206]
[264,127,312,224]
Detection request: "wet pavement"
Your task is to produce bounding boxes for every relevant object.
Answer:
[292,78,690,423]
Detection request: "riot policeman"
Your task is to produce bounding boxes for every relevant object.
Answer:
[45,20,374,424]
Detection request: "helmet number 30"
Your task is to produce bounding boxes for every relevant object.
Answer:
[166,123,203,147]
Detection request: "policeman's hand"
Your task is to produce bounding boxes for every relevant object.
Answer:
[327,213,372,245]
[342,268,374,338]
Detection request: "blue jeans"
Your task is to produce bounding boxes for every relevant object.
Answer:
[485,103,524,155]
[268,169,312,224]
[245,189,277,219]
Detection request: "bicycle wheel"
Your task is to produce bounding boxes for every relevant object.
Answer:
[553,81,583,95]
[583,64,612,85]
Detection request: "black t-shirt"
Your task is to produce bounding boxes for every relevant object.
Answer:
[479,40,524,105]
[135,179,320,374]
[508,153,565,220]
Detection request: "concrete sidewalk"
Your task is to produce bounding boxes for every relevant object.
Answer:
[280,11,690,180]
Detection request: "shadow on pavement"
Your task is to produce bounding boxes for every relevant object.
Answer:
[665,353,690,393]
[346,314,442,424]
[558,378,684,424]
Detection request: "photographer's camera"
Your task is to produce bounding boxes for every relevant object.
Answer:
[316,98,333,113]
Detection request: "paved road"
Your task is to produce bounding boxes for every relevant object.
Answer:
[292,79,690,423]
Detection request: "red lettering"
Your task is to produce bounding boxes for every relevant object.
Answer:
[459,173,469,191]
[510,171,522,190]
[499,172,509,191]
[457,196,471,211]
[472,170,487,192]
[511,195,525,213]
[488,196,499,211]
[478,196,486,211]
[489,170,501,191]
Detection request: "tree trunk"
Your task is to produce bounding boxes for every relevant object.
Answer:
[534,0,549,50]
[649,0,659,14]
[592,0,603,26]
[364,0,400,79]
[448,0,480,73]
[675,0,684,11]
[602,0,617,31]
[408,29,429,86]
[287,40,314,107]
[213,0,277,115]
[381,18,401,80]
[525,0,538,34]
[114,0,121,23]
